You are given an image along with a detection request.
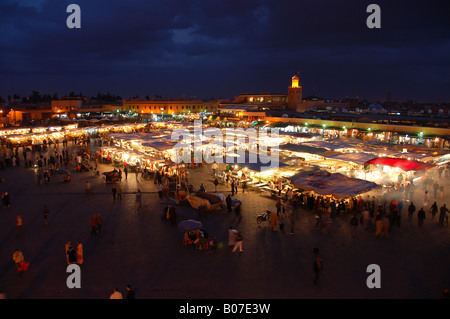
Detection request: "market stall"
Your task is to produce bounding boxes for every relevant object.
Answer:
[290,170,380,199]
[363,157,435,186]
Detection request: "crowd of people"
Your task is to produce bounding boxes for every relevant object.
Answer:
[1,126,449,299]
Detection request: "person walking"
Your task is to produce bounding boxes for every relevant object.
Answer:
[135,189,142,210]
[429,202,438,220]
[117,186,122,202]
[231,179,235,196]
[65,241,71,264]
[408,202,416,222]
[42,205,49,226]
[12,249,25,277]
[242,180,247,193]
[76,241,83,265]
[124,166,128,180]
[112,185,117,202]
[126,285,135,299]
[213,178,219,193]
[270,209,278,231]
[67,246,77,264]
[313,248,324,285]
[433,181,439,198]
[2,192,10,207]
[84,181,93,195]
[211,162,218,176]
[96,213,103,235]
[227,226,238,247]
[374,210,383,237]
[439,204,449,226]
[423,191,429,208]
[90,214,98,236]
[417,207,426,227]
[226,194,232,212]
[233,202,242,225]
[349,214,358,237]
[232,231,243,253]
[362,207,372,231]
[15,215,23,237]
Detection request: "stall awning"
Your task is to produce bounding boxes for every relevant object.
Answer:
[280,143,338,156]
[326,153,377,165]
[364,157,435,171]
[141,140,178,151]
[291,170,379,198]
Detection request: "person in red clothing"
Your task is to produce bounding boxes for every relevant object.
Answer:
[96,213,103,235]
[90,214,98,236]
[313,248,324,285]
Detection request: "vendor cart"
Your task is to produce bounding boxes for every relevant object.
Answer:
[102,170,120,183]
[185,193,224,217]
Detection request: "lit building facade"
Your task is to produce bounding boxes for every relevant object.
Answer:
[121,99,220,115]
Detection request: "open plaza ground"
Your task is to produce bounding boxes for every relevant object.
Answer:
[0,142,449,299]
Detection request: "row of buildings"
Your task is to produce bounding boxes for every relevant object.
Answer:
[0,75,338,124]
[1,75,449,148]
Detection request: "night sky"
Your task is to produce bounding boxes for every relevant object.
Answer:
[1,0,449,102]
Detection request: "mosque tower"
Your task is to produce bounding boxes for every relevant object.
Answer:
[288,74,303,111]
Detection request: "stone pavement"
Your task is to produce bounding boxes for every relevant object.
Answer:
[0,143,449,299]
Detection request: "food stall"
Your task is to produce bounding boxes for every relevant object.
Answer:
[363,157,435,187]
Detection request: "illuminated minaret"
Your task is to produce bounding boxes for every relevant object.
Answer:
[288,74,303,111]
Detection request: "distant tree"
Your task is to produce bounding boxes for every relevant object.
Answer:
[30,91,41,103]
[42,94,52,102]
[91,92,122,102]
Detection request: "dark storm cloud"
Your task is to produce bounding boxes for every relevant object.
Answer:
[0,0,449,101]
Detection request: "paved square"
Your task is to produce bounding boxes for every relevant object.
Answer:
[0,142,448,299]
